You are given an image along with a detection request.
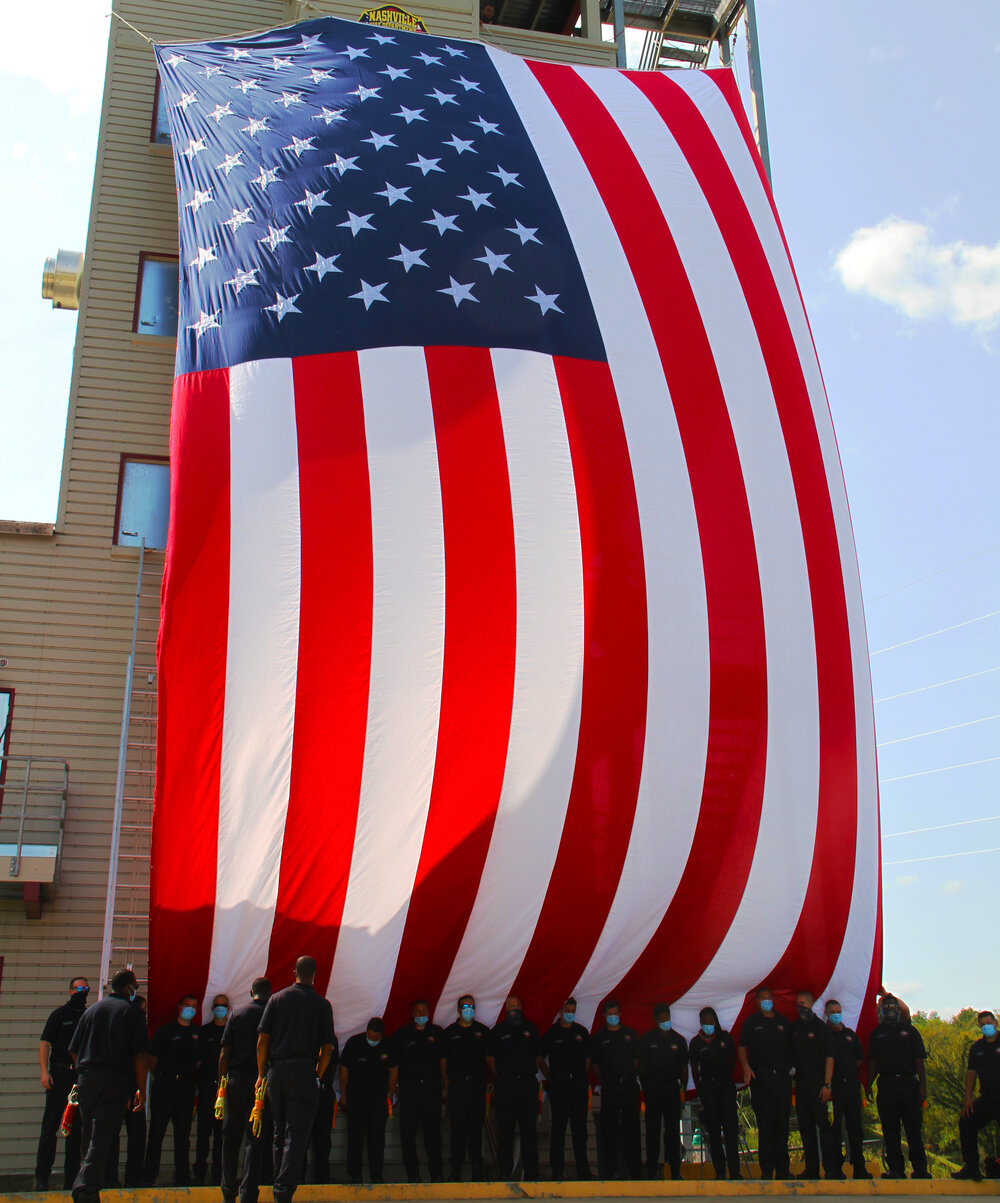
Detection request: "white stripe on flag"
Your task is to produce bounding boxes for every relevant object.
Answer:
[206,358,301,1009]
[677,72,879,1028]
[433,348,584,1027]
[582,67,820,1014]
[487,47,711,1032]
[326,347,446,1037]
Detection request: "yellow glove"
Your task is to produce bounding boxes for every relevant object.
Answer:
[250,1080,267,1139]
[214,1074,228,1121]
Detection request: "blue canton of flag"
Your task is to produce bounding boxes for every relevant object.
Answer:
[155,17,606,374]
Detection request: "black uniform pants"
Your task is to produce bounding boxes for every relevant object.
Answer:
[105,1099,146,1186]
[195,1079,223,1183]
[876,1076,926,1176]
[72,1067,131,1203]
[36,1066,81,1187]
[309,1080,335,1183]
[750,1070,791,1178]
[795,1071,835,1175]
[346,1097,387,1181]
[698,1081,741,1179]
[642,1077,682,1178]
[268,1060,319,1203]
[548,1076,589,1179]
[447,1076,485,1176]
[399,1081,443,1181]
[221,1071,269,1203]
[495,1075,539,1180]
[960,1096,1000,1170]
[831,1078,867,1174]
[599,1077,642,1180]
[143,1074,196,1185]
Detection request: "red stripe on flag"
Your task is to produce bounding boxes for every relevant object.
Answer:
[263,352,373,993]
[384,345,517,1028]
[635,72,859,996]
[509,356,648,1022]
[150,368,231,1026]
[526,60,768,1023]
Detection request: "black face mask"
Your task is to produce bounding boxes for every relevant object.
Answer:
[797,1004,813,1020]
[883,1007,901,1026]
[508,1009,523,1026]
[69,991,88,1010]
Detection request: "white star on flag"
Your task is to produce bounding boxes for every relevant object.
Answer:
[297,33,324,49]
[350,84,381,101]
[409,154,443,176]
[304,252,341,280]
[295,188,330,214]
[414,52,442,66]
[229,47,250,60]
[369,31,396,44]
[475,247,512,274]
[424,210,461,235]
[525,285,563,314]
[186,309,220,337]
[341,46,369,60]
[459,187,493,211]
[185,188,214,214]
[258,225,293,252]
[188,246,218,272]
[242,117,270,138]
[202,64,222,79]
[265,292,301,321]
[329,154,360,175]
[427,88,458,106]
[362,131,397,151]
[507,219,541,245]
[393,105,425,124]
[438,277,478,306]
[283,135,317,157]
[443,134,475,154]
[176,91,199,111]
[307,68,335,83]
[252,165,281,190]
[380,65,410,81]
[279,91,305,109]
[271,56,293,70]
[182,138,207,159]
[389,244,428,272]
[339,212,376,236]
[234,79,259,94]
[471,117,500,134]
[223,206,253,232]
[225,268,260,295]
[489,165,522,187]
[350,280,389,309]
[439,44,465,57]
[376,182,411,205]
[209,102,235,123]
[164,53,185,67]
[313,107,346,125]
[453,76,481,92]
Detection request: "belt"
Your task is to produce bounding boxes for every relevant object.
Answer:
[450,1074,484,1083]
[882,1072,916,1079]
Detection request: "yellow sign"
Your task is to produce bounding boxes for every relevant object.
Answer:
[359,4,428,32]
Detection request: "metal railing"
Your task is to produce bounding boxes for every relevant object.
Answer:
[0,754,69,880]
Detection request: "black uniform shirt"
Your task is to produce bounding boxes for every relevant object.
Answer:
[829,1025,864,1080]
[69,992,150,1074]
[542,1022,590,1079]
[222,999,268,1076]
[340,1033,396,1102]
[152,1020,201,1080]
[591,1025,639,1081]
[738,1012,793,1073]
[868,1022,925,1076]
[198,1020,226,1083]
[638,1027,689,1084]
[491,1019,543,1078]
[441,1020,491,1078]
[258,982,335,1063]
[392,1023,444,1086]
[968,1037,1000,1099]
[688,1031,736,1087]
[791,1014,834,1076]
[42,1000,88,1070]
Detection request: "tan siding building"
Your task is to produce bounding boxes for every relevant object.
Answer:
[0,0,621,1178]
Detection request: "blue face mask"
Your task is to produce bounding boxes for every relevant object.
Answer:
[180,1006,197,1022]
[366,1036,380,1047]
[982,1024,997,1038]
[760,999,774,1013]
[213,1005,228,1020]
[128,988,137,1003]
[659,1020,672,1031]
[460,1005,475,1020]
[562,1012,576,1024]
[606,1014,620,1028]
[828,1012,844,1026]
[414,1015,429,1027]
[701,1023,715,1036]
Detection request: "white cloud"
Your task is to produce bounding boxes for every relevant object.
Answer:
[0,1,110,113]
[940,880,964,894]
[11,141,27,161]
[834,217,1000,331]
[895,874,918,886]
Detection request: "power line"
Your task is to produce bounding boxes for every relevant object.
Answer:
[869,608,1000,656]
[880,755,1000,783]
[865,543,1000,605]
[884,847,1000,867]
[876,713,1000,748]
[874,665,1000,703]
[883,815,1000,839]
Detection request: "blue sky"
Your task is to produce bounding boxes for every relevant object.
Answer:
[1,0,997,1017]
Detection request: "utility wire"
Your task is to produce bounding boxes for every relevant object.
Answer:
[877,713,1000,748]
[865,543,1000,605]
[869,608,1000,656]
[884,847,1000,867]
[875,665,1000,703]
[880,755,1000,784]
[882,815,1000,839]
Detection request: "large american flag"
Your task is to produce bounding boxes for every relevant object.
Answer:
[150,16,881,1041]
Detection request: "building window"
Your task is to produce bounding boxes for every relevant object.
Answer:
[151,76,171,145]
[133,254,178,337]
[114,457,170,549]
[0,687,13,807]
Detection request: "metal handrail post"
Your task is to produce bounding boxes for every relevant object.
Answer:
[99,539,145,997]
[11,757,32,876]
[743,0,771,185]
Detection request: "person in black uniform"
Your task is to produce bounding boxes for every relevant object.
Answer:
[689,1007,741,1180]
[308,1053,339,1184]
[340,1017,397,1183]
[257,956,335,1203]
[866,993,928,1179]
[953,1010,1000,1181]
[542,997,592,1181]
[35,977,90,1189]
[220,978,272,1203]
[105,993,149,1189]
[142,992,202,1185]
[194,993,229,1185]
[393,999,444,1183]
[488,995,545,1180]
[790,991,836,1179]
[823,999,870,1180]
[591,998,641,1180]
[440,993,490,1181]
[68,969,149,1203]
[738,987,793,1179]
[638,1003,688,1180]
